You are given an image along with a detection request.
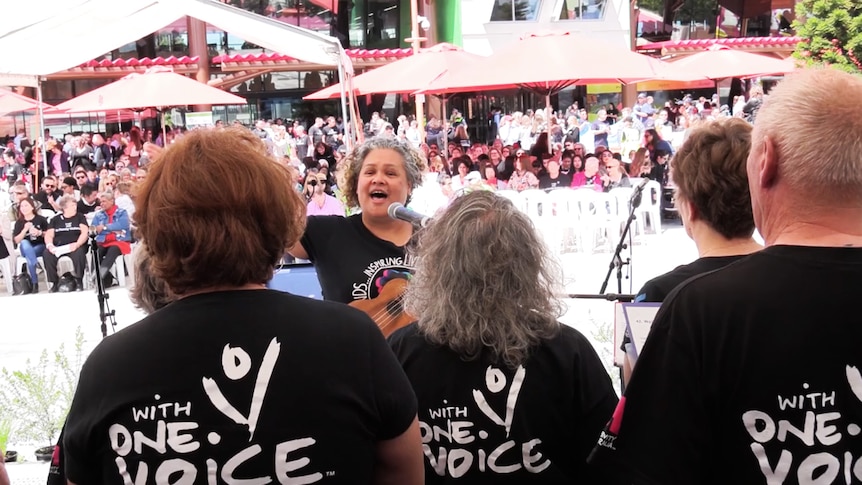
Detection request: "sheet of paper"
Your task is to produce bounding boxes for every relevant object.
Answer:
[52,243,74,257]
[613,302,627,367]
[622,303,662,359]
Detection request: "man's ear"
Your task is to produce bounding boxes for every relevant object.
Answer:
[757,136,779,189]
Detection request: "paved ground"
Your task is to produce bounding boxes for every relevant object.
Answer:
[1,218,697,483]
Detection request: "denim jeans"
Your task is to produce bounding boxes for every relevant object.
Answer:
[19,240,45,284]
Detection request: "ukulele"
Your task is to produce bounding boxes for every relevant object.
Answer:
[350,278,415,337]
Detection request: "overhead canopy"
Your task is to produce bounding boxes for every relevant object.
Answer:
[663,0,796,22]
[0,89,55,116]
[0,0,344,82]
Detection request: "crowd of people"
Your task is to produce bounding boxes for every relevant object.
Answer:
[1,68,858,485]
[0,82,768,295]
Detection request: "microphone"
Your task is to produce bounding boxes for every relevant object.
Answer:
[630,177,650,208]
[388,202,432,227]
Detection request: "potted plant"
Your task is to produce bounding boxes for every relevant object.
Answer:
[0,419,16,463]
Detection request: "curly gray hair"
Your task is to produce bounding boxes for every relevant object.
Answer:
[404,191,563,368]
[341,136,427,208]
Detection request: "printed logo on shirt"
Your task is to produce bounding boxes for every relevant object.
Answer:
[350,255,416,301]
[106,339,326,483]
[595,396,627,451]
[419,365,551,478]
[741,365,862,483]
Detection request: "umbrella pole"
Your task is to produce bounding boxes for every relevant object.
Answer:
[161,108,167,148]
[37,78,47,187]
[545,93,552,155]
[337,54,353,151]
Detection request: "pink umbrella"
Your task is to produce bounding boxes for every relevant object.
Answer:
[305,43,484,100]
[416,31,703,96]
[0,89,55,116]
[54,67,246,113]
[667,45,796,81]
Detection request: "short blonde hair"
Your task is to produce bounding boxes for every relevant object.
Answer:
[753,69,862,202]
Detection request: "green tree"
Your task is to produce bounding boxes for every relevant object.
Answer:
[793,0,862,73]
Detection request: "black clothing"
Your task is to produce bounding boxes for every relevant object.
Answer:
[603,174,631,192]
[70,146,93,168]
[76,199,99,215]
[300,214,415,304]
[538,172,572,190]
[92,144,112,170]
[635,255,748,303]
[49,212,87,246]
[43,246,87,284]
[63,290,417,485]
[389,323,619,484]
[591,245,862,484]
[34,190,60,212]
[13,214,49,246]
[44,213,88,284]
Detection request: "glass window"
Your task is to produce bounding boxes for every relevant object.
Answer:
[558,0,605,20]
[491,0,541,21]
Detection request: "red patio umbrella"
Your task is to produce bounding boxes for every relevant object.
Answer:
[667,45,796,81]
[305,43,484,100]
[416,31,703,96]
[0,89,54,116]
[54,67,246,113]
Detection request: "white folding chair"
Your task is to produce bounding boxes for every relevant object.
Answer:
[495,190,527,213]
[0,256,12,294]
[546,189,582,253]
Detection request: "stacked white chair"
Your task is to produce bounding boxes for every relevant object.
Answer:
[636,181,663,234]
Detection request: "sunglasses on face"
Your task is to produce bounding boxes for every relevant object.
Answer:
[307,180,318,186]
[45,184,55,188]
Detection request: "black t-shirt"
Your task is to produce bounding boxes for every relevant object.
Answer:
[49,212,87,246]
[13,214,49,246]
[34,190,60,211]
[591,245,862,484]
[538,172,572,190]
[635,255,748,303]
[63,290,417,485]
[389,323,619,484]
[300,214,416,304]
[77,198,99,215]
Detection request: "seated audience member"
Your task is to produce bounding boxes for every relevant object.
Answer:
[304,170,345,216]
[600,153,631,192]
[76,183,100,216]
[43,195,89,292]
[620,118,762,385]
[505,154,539,191]
[538,159,572,189]
[590,68,862,484]
[571,156,604,191]
[90,190,131,287]
[12,197,49,293]
[389,190,619,484]
[60,176,79,199]
[34,175,61,212]
[114,180,136,221]
[62,127,423,485]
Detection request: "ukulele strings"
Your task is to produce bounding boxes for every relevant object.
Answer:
[373,291,409,331]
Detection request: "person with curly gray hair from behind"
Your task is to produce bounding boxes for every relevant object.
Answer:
[289,136,427,335]
[388,190,620,484]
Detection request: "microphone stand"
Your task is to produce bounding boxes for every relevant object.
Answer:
[88,231,117,339]
[599,182,646,295]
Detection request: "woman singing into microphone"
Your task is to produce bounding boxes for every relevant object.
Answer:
[289,137,426,334]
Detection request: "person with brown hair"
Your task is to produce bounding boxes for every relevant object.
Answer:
[62,128,423,485]
[619,117,762,385]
